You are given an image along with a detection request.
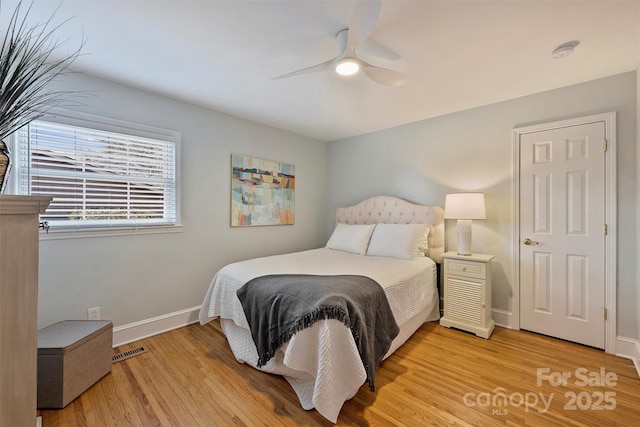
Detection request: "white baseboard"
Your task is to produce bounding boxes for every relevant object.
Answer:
[112,305,201,347]
[112,306,515,346]
[112,306,512,347]
[491,308,513,329]
[615,336,640,378]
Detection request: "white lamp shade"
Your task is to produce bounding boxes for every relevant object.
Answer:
[444,193,486,220]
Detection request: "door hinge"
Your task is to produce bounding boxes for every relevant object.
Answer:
[604,224,608,235]
[602,140,608,152]
[604,308,608,321]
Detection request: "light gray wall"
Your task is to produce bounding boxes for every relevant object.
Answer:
[328,72,637,338]
[37,73,328,329]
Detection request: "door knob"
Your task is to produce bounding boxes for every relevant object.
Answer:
[523,238,539,246]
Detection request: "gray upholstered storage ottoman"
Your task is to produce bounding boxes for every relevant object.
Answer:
[37,320,113,408]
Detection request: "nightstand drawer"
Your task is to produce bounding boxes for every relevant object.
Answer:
[444,258,486,279]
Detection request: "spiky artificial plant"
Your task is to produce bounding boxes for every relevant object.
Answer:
[0,1,82,141]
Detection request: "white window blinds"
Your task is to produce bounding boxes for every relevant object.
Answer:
[16,120,177,228]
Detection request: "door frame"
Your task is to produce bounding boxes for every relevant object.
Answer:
[512,112,617,353]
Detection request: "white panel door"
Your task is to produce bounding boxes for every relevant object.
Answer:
[519,121,606,349]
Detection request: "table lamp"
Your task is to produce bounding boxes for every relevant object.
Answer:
[444,193,486,256]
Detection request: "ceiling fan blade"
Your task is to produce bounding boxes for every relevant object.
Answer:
[356,38,401,61]
[361,63,408,86]
[348,0,382,46]
[274,58,336,80]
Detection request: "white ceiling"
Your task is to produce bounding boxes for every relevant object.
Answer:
[3,0,639,142]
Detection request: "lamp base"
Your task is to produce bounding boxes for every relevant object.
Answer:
[456,219,473,256]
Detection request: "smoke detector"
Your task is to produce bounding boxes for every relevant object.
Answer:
[552,40,580,59]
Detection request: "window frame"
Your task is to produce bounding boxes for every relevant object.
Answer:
[8,109,183,239]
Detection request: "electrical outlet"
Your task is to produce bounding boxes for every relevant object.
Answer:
[87,307,100,320]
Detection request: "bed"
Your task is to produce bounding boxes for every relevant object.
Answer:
[198,196,445,423]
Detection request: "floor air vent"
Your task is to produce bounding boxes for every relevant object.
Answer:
[112,346,148,363]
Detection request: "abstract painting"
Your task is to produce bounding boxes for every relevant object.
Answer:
[231,154,295,226]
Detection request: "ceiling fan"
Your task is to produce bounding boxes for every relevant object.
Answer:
[275,0,407,86]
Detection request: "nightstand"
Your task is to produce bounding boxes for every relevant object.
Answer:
[439,251,495,338]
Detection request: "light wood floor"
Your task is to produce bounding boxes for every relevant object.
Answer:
[39,321,640,426]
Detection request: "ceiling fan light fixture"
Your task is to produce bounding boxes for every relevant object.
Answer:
[275,1,405,85]
[335,58,360,76]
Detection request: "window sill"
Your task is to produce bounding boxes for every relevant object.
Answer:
[39,224,184,240]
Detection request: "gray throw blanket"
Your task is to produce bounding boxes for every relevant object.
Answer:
[236,274,399,391]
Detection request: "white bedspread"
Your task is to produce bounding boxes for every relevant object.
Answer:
[199,247,439,423]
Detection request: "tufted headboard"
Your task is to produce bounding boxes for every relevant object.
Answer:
[335,196,445,264]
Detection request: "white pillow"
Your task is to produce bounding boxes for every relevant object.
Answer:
[326,223,375,255]
[418,226,430,256]
[367,223,428,260]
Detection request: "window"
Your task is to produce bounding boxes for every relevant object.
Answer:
[13,110,181,236]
